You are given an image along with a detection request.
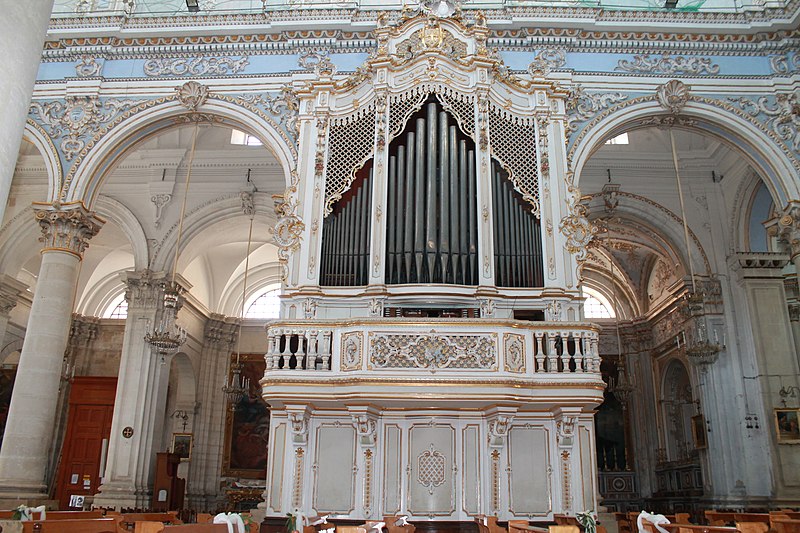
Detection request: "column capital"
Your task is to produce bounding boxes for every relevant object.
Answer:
[121,270,191,311]
[33,202,104,258]
[204,313,239,349]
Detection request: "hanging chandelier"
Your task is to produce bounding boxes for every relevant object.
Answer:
[222,179,256,410]
[145,123,198,362]
[668,129,723,367]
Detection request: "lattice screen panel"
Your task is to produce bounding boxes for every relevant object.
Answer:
[488,107,540,217]
[324,105,377,217]
[389,85,475,144]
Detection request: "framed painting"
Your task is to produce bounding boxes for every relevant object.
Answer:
[775,408,800,444]
[222,353,270,478]
[691,414,707,449]
[171,433,193,461]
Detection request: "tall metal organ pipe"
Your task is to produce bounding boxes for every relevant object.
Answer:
[384,99,479,285]
[491,160,544,287]
[319,166,373,286]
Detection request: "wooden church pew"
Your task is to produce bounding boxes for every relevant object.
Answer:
[133,524,228,533]
[20,517,123,533]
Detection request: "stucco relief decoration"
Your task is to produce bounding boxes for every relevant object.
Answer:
[417,443,446,495]
[770,53,800,75]
[528,49,566,78]
[559,186,597,262]
[75,56,101,77]
[488,415,512,447]
[503,333,525,373]
[298,51,337,77]
[557,416,577,447]
[144,56,249,77]
[395,22,467,62]
[565,86,628,135]
[29,96,136,161]
[176,81,209,111]
[729,91,800,153]
[273,170,305,281]
[341,331,363,371]
[239,87,301,150]
[615,53,720,76]
[288,411,309,445]
[352,414,377,447]
[369,332,496,370]
[656,80,691,115]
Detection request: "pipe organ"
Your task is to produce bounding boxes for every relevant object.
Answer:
[319,167,372,287]
[492,161,544,288]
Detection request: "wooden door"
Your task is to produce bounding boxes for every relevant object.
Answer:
[55,377,116,509]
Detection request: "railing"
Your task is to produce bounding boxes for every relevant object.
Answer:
[264,319,601,376]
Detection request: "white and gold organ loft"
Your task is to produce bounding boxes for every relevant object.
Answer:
[263,7,603,522]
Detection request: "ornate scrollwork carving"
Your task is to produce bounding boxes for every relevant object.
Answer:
[528,49,566,78]
[488,414,513,447]
[557,415,578,447]
[729,91,800,152]
[565,86,628,134]
[341,331,363,371]
[144,56,249,77]
[417,443,446,495]
[559,186,597,263]
[656,79,691,115]
[503,333,525,373]
[29,96,136,161]
[298,50,336,77]
[288,411,309,445]
[75,56,101,77]
[273,170,305,282]
[369,332,496,370]
[615,53,720,76]
[770,53,800,75]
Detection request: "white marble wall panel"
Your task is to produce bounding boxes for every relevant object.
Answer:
[383,424,402,515]
[508,426,552,517]
[462,425,481,516]
[313,425,356,514]
[269,423,286,513]
[408,425,455,517]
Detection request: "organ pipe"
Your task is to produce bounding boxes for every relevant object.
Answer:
[385,99,479,285]
[491,160,544,288]
[320,166,372,286]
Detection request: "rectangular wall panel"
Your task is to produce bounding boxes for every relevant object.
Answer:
[408,425,455,517]
[579,426,595,512]
[462,425,480,515]
[383,425,402,514]
[269,423,286,512]
[508,426,551,516]
[313,425,356,513]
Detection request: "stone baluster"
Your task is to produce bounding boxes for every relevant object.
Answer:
[295,330,307,370]
[534,332,545,372]
[321,330,332,370]
[271,331,282,370]
[0,203,103,498]
[281,331,292,369]
[306,330,318,371]
[559,333,570,372]
[547,333,558,373]
[575,333,585,373]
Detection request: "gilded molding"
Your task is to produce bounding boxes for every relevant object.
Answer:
[369,332,497,371]
[273,169,305,282]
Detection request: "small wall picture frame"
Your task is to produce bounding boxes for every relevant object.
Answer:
[691,414,707,449]
[774,408,800,444]
[172,433,193,461]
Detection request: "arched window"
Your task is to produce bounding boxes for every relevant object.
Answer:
[103,293,128,319]
[244,285,281,319]
[583,287,615,319]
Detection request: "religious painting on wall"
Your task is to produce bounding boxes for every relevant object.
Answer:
[691,414,707,449]
[775,408,800,444]
[223,353,270,478]
[172,433,193,461]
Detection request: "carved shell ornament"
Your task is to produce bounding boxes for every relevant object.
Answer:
[176,81,209,111]
[656,79,690,115]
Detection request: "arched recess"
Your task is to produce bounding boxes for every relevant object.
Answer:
[61,98,295,207]
[164,352,197,448]
[659,358,697,462]
[23,120,62,203]
[729,170,778,253]
[218,262,282,319]
[151,192,276,284]
[94,195,149,270]
[570,99,799,210]
[0,340,24,365]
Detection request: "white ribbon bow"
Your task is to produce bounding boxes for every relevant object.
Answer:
[213,512,246,533]
[394,516,410,527]
[367,522,385,533]
[637,511,671,533]
[17,505,46,522]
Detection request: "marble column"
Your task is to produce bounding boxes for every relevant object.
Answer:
[187,314,238,511]
[0,1,55,223]
[94,270,187,509]
[0,274,29,349]
[0,203,103,498]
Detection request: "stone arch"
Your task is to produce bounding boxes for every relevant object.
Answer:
[570,98,799,209]
[62,97,295,207]
[0,339,23,365]
[94,195,149,270]
[150,192,276,277]
[23,120,62,202]
[729,170,777,253]
[220,263,282,319]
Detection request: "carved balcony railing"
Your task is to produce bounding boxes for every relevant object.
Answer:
[264,318,601,377]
